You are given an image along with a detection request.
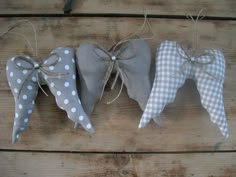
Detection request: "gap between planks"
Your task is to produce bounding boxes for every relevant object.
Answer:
[0,13,236,21]
[0,149,236,154]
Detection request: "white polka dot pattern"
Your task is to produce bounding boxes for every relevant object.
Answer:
[64,99,69,104]
[32,77,36,82]
[27,85,33,90]
[57,91,61,96]
[71,107,76,113]
[17,78,22,84]
[22,70,28,75]
[49,66,54,71]
[64,82,69,87]
[72,90,76,96]
[22,95,27,100]
[10,72,14,77]
[50,82,54,88]
[6,47,93,143]
[64,65,70,70]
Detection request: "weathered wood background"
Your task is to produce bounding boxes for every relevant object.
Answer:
[0,1,235,177]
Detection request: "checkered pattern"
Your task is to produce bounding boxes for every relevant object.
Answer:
[139,40,229,138]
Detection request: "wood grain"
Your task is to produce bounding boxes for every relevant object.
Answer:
[1,151,236,177]
[0,0,235,17]
[0,18,236,152]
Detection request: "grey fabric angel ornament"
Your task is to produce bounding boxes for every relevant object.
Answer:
[139,10,229,138]
[76,39,151,115]
[4,20,94,143]
[76,17,153,115]
[6,48,94,143]
[139,40,229,138]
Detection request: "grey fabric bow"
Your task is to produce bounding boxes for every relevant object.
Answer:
[76,40,151,115]
[6,47,94,143]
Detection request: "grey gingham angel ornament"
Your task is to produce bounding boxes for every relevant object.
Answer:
[4,20,94,143]
[139,40,229,138]
[139,10,229,138]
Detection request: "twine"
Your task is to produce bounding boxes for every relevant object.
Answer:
[176,9,222,81]
[94,14,154,104]
[1,20,68,97]
[14,53,68,98]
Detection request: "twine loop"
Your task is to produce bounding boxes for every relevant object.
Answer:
[176,43,222,81]
[14,53,68,98]
[92,13,154,104]
[175,8,222,81]
[93,41,136,104]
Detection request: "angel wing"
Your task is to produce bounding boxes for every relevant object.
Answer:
[139,41,188,128]
[76,40,152,115]
[116,40,151,110]
[6,55,39,143]
[40,47,94,133]
[7,47,94,143]
[76,43,110,115]
[195,49,229,137]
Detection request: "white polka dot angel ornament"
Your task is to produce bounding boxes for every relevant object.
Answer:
[4,20,94,143]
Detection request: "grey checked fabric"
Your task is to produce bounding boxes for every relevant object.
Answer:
[139,40,229,138]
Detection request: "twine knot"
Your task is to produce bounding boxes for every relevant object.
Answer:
[93,41,136,104]
[111,56,117,61]
[14,53,68,97]
[176,43,222,81]
[34,63,39,69]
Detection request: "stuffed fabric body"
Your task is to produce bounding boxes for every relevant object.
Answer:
[76,40,151,115]
[6,47,94,143]
[139,40,229,138]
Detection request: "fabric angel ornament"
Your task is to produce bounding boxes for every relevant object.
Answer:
[76,40,151,115]
[139,40,229,138]
[76,17,153,115]
[4,20,94,143]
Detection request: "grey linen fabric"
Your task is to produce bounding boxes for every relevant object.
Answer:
[76,39,151,115]
[6,47,94,144]
[139,40,229,138]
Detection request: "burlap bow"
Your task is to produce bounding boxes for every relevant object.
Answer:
[76,39,151,115]
[6,47,94,143]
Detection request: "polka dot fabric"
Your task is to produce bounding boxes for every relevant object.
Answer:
[139,40,229,138]
[6,47,94,144]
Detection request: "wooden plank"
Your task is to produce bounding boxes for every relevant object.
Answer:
[1,151,236,177]
[0,0,235,17]
[0,0,62,14]
[0,17,236,152]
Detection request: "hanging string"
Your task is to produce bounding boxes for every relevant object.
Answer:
[0,19,38,57]
[14,53,68,98]
[0,19,65,96]
[0,31,35,54]
[176,9,222,81]
[95,13,154,104]
[185,8,206,55]
[112,12,155,51]
[106,68,125,104]
[93,41,136,103]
